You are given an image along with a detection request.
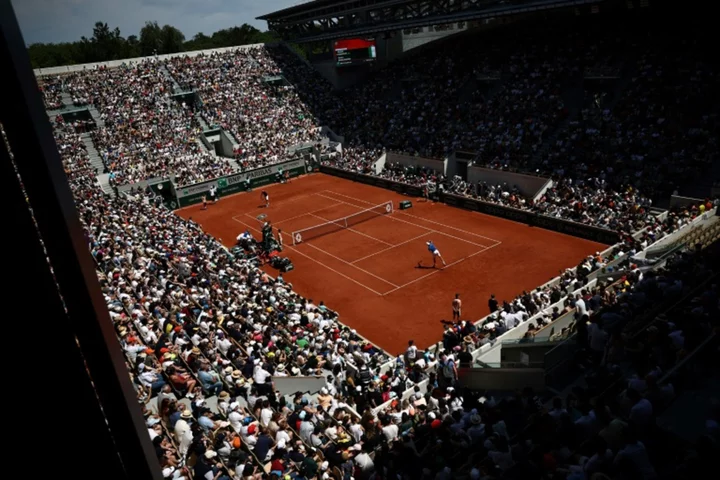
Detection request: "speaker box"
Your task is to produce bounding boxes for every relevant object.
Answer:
[399,200,413,210]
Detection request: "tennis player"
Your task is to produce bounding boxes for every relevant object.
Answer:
[426,240,446,267]
[209,185,218,204]
[261,190,269,208]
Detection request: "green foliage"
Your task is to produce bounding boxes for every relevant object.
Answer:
[29,21,278,68]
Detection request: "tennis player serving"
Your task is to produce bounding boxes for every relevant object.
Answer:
[426,240,446,268]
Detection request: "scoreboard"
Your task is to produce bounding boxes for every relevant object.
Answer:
[334,38,377,67]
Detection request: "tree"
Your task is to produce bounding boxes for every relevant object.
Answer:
[139,21,162,56]
[89,21,125,62]
[27,21,277,68]
[184,33,213,52]
[160,25,185,54]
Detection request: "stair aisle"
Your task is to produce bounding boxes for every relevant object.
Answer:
[160,65,182,93]
[86,105,105,128]
[60,91,73,108]
[80,132,105,174]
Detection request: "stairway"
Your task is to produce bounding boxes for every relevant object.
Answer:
[60,91,73,108]
[196,114,210,131]
[97,173,116,198]
[196,137,212,155]
[80,132,105,175]
[86,105,105,128]
[79,130,115,199]
[160,65,182,93]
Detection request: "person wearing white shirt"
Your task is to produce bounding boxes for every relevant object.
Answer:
[228,405,244,433]
[253,365,272,394]
[275,428,291,445]
[260,401,273,427]
[349,420,364,443]
[354,444,375,473]
[381,419,399,442]
[406,341,418,362]
[216,333,232,355]
[174,411,194,457]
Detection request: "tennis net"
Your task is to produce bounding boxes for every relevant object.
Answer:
[292,201,394,245]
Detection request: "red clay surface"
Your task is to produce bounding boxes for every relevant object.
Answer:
[176,174,607,355]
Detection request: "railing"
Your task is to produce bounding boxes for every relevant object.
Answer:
[368,214,709,416]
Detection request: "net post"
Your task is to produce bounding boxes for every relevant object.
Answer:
[389,201,394,213]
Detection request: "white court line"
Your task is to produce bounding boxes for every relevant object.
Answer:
[314,193,491,249]
[351,232,430,264]
[381,242,501,296]
[304,243,399,288]
[307,213,394,247]
[272,202,345,225]
[324,190,503,245]
[232,200,344,225]
[231,217,386,296]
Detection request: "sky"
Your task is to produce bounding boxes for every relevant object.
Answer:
[11,0,304,44]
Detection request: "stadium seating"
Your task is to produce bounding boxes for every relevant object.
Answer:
[35,12,720,479]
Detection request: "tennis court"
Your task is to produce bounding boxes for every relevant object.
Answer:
[176,174,606,353]
[233,192,501,296]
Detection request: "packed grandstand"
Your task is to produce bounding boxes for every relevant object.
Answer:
[31,11,720,480]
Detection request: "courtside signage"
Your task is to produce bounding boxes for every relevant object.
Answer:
[319,166,619,245]
[175,159,307,207]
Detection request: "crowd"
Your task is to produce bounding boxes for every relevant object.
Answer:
[48,116,454,479]
[368,236,718,480]
[32,11,720,479]
[64,63,234,186]
[300,19,716,235]
[164,48,324,171]
[38,75,64,110]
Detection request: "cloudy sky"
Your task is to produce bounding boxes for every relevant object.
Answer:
[12,0,302,44]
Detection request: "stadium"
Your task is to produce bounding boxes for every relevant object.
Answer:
[2,0,719,479]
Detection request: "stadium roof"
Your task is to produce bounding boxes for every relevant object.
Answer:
[257,0,347,21]
[258,0,607,44]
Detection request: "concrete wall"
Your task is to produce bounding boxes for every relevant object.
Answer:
[34,43,274,76]
[320,125,344,144]
[386,152,447,175]
[467,166,550,198]
[457,367,546,391]
[534,311,575,341]
[219,130,238,157]
[533,179,555,202]
[272,376,326,397]
[116,174,175,193]
[669,195,705,209]
[473,277,598,364]
[374,152,387,174]
[634,207,717,260]
[500,341,556,365]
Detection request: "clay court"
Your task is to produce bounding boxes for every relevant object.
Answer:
[176,174,607,354]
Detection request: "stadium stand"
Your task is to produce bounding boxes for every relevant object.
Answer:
[164,47,324,171]
[31,9,720,480]
[63,62,235,187]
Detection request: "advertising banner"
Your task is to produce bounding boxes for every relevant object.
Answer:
[318,168,618,244]
[176,159,306,208]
